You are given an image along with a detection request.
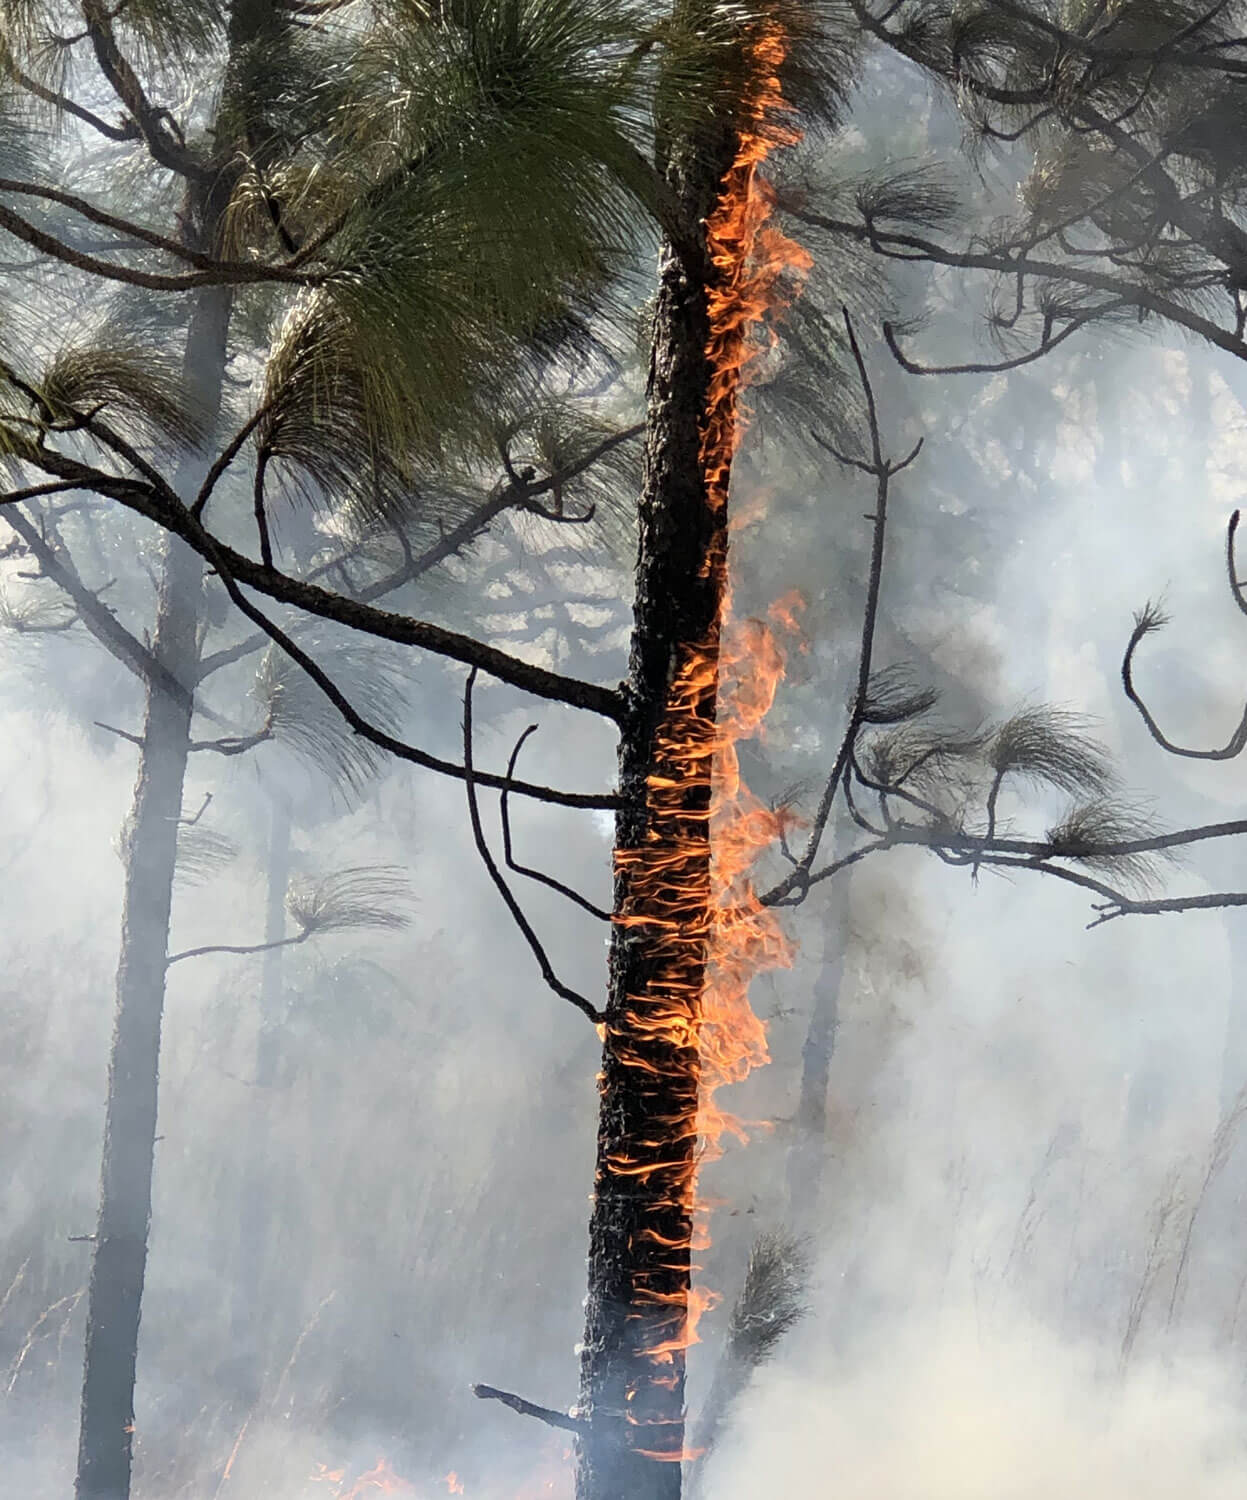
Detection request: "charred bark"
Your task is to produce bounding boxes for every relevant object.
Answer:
[574,85,738,1500]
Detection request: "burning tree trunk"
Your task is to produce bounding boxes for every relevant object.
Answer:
[576,22,803,1500]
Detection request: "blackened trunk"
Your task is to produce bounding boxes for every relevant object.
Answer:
[75,280,232,1500]
[575,96,737,1500]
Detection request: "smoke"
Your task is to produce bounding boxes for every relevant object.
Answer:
[705,1309,1247,1500]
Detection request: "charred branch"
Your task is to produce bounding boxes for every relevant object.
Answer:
[471,1383,589,1437]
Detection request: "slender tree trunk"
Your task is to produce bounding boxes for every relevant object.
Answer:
[76,533,204,1500]
[75,210,237,1500]
[228,793,291,1394]
[574,56,738,1500]
[785,911,846,1227]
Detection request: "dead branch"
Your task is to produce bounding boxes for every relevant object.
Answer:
[462,671,604,1024]
[762,310,921,905]
[501,726,611,921]
[472,1383,588,1436]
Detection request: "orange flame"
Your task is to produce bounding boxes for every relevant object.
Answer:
[321,1458,416,1500]
[605,16,809,1453]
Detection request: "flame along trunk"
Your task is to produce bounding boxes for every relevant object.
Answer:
[575,24,806,1500]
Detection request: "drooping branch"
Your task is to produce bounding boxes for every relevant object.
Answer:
[168,932,309,966]
[462,670,604,1024]
[883,304,1126,377]
[191,542,620,810]
[1121,513,1247,759]
[500,725,612,921]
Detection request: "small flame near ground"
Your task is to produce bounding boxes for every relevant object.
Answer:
[311,1457,415,1498]
[309,1447,574,1500]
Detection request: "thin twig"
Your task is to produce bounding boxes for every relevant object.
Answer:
[762,310,920,905]
[500,726,611,921]
[462,671,603,1023]
[168,932,309,967]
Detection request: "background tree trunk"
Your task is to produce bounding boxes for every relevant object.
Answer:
[74,278,233,1500]
[227,793,292,1405]
[75,529,206,1500]
[786,911,847,1227]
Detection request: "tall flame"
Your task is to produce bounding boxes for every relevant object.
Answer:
[607,18,810,1457]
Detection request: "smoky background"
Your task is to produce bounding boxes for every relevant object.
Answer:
[4,25,1247,1500]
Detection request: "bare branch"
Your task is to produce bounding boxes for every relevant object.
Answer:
[462,670,604,1024]
[471,1384,588,1437]
[883,305,1123,377]
[3,503,196,710]
[0,178,247,270]
[79,0,205,179]
[792,208,1247,363]
[762,310,920,905]
[5,65,139,142]
[501,725,612,921]
[168,932,309,966]
[196,423,642,680]
[94,719,143,746]
[195,545,620,809]
[10,441,627,722]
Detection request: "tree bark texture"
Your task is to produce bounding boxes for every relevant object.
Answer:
[785,917,846,1227]
[75,527,204,1500]
[575,69,740,1500]
[75,87,242,1495]
[228,793,291,1397]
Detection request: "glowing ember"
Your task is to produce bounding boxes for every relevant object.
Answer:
[606,15,809,1456]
